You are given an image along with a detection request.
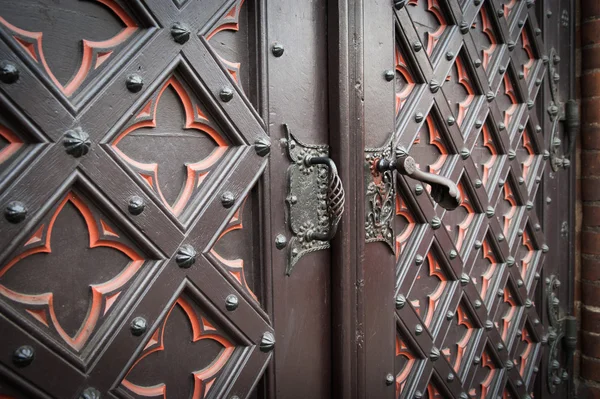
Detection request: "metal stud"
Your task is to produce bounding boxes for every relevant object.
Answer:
[431,217,442,229]
[275,234,287,249]
[461,148,470,159]
[0,60,19,84]
[254,137,271,157]
[461,273,470,286]
[384,70,395,81]
[221,191,235,208]
[536,78,543,86]
[497,9,504,17]
[474,240,482,249]
[517,279,524,287]
[498,179,505,187]
[446,310,455,320]
[506,256,515,266]
[546,196,552,204]
[497,342,504,351]
[171,22,191,44]
[497,289,504,297]
[63,127,91,158]
[518,71,525,80]
[516,380,523,387]
[527,99,535,109]
[525,299,533,308]
[272,43,284,57]
[542,244,549,253]
[414,391,423,399]
[226,294,239,311]
[413,41,423,52]
[385,373,395,386]
[498,122,506,131]
[449,249,457,260]
[486,91,495,102]
[547,10,553,18]
[536,125,543,133]
[176,244,196,268]
[535,223,541,231]
[499,66,506,74]
[474,0,481,5]
[396,294,407,309]
[415,324,423,335]
[12,345,34,367]
[415,112,424,123]
[126,74,143,93]
[447,116,456,126]
[554,55,561,65]
[508,149,516,160]
[518,124,525,132]
[475,120,483,128]
[485,320,494,330]
[128,196,145,215]
[130,317,147,336]
[220,87,234,102]
[542,55,549,64]
[415,254,424,265]
[527,0,535,8]
[518,20,525,28]
[507,41,516,51]
[486,206,495,218]
[415,184,424,195]
[474,300,482,308]
[447,373,455,382]
[474,179,483,188]
[430,346,440,361]
[446,51,454,61]
[260,331,276,352]
[518,177,525,185]
[497,233,505,242]
[473,356,481,365]
[474,59,482,68]
[79,388,101,399]
[430,79,441,93]
[543,150,550,160]
[505,360,514,370]
[5,201,27,223]
[460,21,470,34]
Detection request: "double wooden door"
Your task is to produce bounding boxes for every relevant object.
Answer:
[0,0,575,398]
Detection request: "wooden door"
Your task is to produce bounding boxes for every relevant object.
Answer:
[0,1,331,398]
[358,0,577,398]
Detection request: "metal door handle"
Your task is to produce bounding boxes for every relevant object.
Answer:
[376,155,461,210]
[303,156,345,241]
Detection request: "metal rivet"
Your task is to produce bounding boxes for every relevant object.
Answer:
[431,217,441,229]
[474,240,482,249]
[449,249,458,259]
[517,279,524,287]
[63,127,91,158]
[446,51,454,61]
[497,9,504,17]
[518,125,525,132]
[542,55,549,64]
[527,0,535,8]
[415,254,424,265]
[221,191,235,208]
[508,149,516,159]
[474,59,482,68]
[415,324,423,335]
[516,380,523,387]
[130,317,147,336]
[385,373,395,386]
[535,28,542,36]
[126,74,143,93]
[498,179,505,187]
[5,201,27,223]
[506,256,515,266]
[460,21,469,34]
[461,148,470,159]
[475,179,483,188]
[226,294,239,311]
[475,120,483,128]
[461,273,470,286]
[543,150,550,160]
[497,289,504,297]
[535,223,541,231]
[396,294,406,309]
[0,60,19,84]
[518,20,525,28]
[272,43,284,57]
[518,71,525,80]
[498,234,505,242]
[415,184,424,195]
[506,360,514,370]
[473,356,481,365]
[260,331,275,352]
[485,320,494,330]
[525,299,533,308]
[176,244,196,268]
[446,310,455,320]
[128,196,145,215]
[527,100,535,109]
[447,373,455,382]
[415,112,424,123]
[536,125,543,133]
[220,87,234,102]
[275,234,287,249]
[497,342,504,351]
[498,122,506,131]
[486,206,495,218]
[518,177,525,185]
[474,299,482,308]
[394,0,408,10]
[430,79,441,93]
[413,41,423,52]
[430,346,440,361]
[499,66,506,74]
[486,91,495,102]
[547,10,553,18]
[507,41,516,51]
[542,244,549,253]
[13,345,34,367]
[535,272,541,280]
[546,197,552,204]
[171,22,191,44]
[384,70,395,81]
[536,78,543,86]
[447,116,456,126]
[254,137,271,157]
[79,387,101,399]
[414,391,423,399]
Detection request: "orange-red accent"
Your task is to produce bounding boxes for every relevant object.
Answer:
[395,336,415,398]
[503,0,517,18]
[0,125,23,165]
[503,75,519,127]
[423,115,448,176]
[479,239,497,299]
[517,326,534,377]
[481,125,498,185]
[112,76,228,217]
[413,253,447,327]
[521,128,535,179]
[209,197,257,301]
[407,0,447,56]
[0,192,144,351]
[500,288,518,341]
[454,181,474,251]
[395,45,415,116]
[480,8,498,71]
[395,195,415,260]
[479,350,498,399]
[521,30,535,80]
[449,305,474,372]
[0,0,137,97]
[205,0,246,86]
[454,58,475,126]
[122,296,234,399]
[520,230,535,279]
[502,184,517,236]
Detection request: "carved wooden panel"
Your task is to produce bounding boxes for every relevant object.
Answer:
[391,0,552,397]
[0,1,276,398]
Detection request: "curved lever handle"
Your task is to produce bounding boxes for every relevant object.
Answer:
[305,156,345,241]
[377,155,461,211]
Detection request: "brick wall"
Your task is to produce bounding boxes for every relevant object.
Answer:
[578,0,600,396]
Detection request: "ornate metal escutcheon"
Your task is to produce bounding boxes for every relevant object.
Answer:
[283,124,345,275]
